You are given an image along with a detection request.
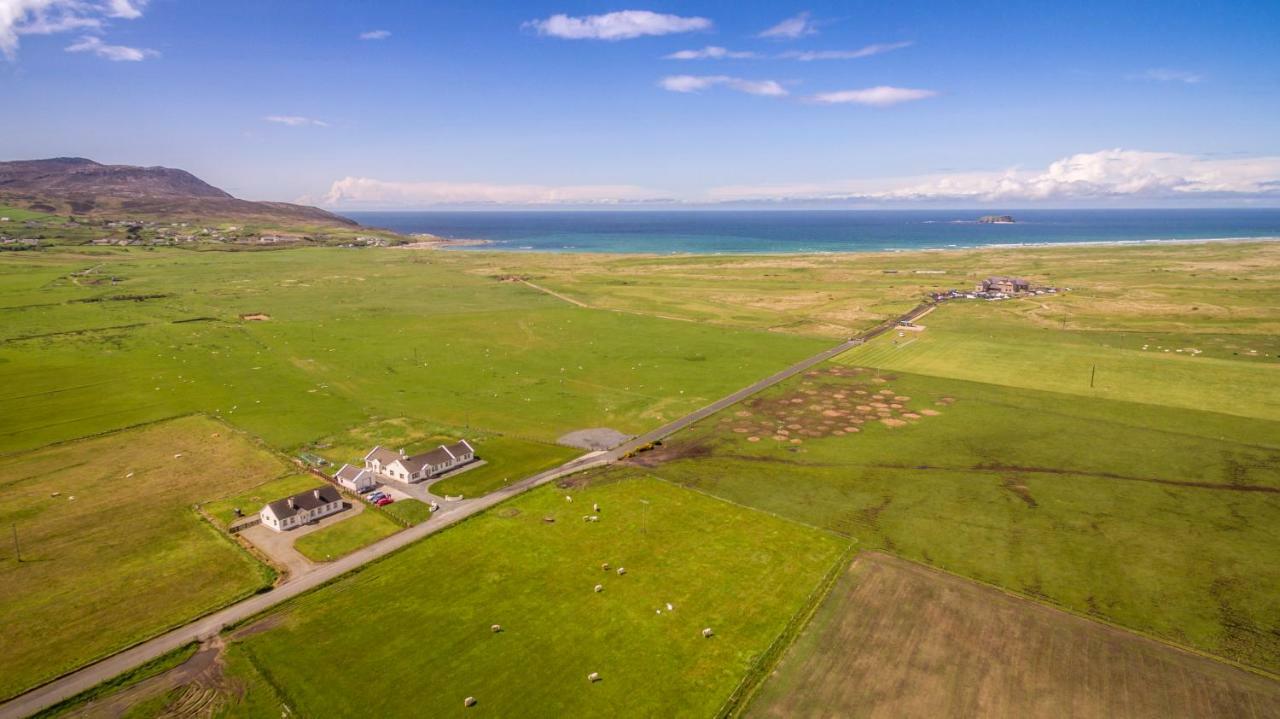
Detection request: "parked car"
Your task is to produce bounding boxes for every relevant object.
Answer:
[376,497,395,506]
[367,492,387,502]
[358,485,378,494]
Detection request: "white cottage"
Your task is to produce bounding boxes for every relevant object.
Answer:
[364,440,476,483]
[333,463,375,492]
[260,486,344,532]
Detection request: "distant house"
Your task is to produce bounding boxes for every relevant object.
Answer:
[976,276,1030,294]
[334,463,376,493]
[364,440,477,483]
[260,486,344,532]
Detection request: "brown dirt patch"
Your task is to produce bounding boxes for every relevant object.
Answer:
[880,418,907,427]
[238,313,270,321]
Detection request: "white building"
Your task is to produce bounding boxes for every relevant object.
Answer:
[364,440,476,483]
[333,464,376,493]
[260,486,344,532]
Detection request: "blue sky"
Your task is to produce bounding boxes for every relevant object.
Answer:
[2,1,1279,208]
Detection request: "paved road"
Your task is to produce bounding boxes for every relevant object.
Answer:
[0,302,930,719]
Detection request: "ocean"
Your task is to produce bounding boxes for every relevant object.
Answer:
[340,209,1280,254]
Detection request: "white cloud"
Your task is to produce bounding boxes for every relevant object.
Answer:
[664,45,758,60]
[1129,68,1204,84]
[65,34,155,60]
[321,177,667,207]
[708,149,1280,203]
[659,74,787,96]
[1,0,149,60]
[780,41,912,61]
[265,115,329,127]
[758,11,818,39]
[525,10,711,41]
[810,86,937,106]
[359,29,391,40]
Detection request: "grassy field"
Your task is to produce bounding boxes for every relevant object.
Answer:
[223,476,845,717]
[637,365,1280,673]
[432,435,581,497]
[0,416,287,700]
[749,553,1280,718]
[0,248,828,455]
[471,240,1280,338]
[293,509,402,562]
[379,497,433,525]
[837,299,1280,421]
[201,473,321,528]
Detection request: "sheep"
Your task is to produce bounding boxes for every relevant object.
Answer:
[588,672,601,683]
[601,562,611,571]
[593,503,601,512]
[491,624,502,633]
[594,584,604,593]
[565,495,573,503]
[702,628,714,638]
[464,697,477,708]
[616,567,626,576]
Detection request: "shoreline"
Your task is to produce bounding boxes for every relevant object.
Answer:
[432,234,1280,257]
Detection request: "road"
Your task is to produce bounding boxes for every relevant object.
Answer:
[0,302,930,719]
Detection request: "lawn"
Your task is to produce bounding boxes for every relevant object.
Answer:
[639,366,1280,673]
[431,435,581,498]
[748,553,1280,718]
[313,419,582,499]
[226,476,846,717]
[0,248,829,454]
[379,497,433,525]
[201,473,321,528]
[836,299,1280,421]
[0,416,286,700]
[293,509,401,562]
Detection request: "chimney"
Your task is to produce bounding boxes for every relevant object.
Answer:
[399,448,406,457]
[288,497,297,510]
[313,489,322,500]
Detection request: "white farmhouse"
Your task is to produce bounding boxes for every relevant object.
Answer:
[364,440,476,483]
[260,486,344,532]
[333,464,375,493]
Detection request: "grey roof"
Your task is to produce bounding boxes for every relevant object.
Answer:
[400,440,476,473]
[334,464,368,483]
[265,486,341,520]
[364,445,401,465]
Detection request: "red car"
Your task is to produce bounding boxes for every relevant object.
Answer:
[376,496,395,506]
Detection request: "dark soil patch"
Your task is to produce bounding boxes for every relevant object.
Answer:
[1001,477,1039,508]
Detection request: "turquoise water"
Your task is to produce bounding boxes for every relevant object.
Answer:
[342,209,1280,254]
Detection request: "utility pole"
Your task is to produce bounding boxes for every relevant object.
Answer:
[11,523,20,563]
[1090,364,1096,389]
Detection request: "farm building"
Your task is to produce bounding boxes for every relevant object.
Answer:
[333,464,376,493]
[975,276,1030,294]
[364,440,477,483]
[260,486,344,532]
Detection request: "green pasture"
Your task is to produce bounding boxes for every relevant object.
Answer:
[226,476,845,717]
[644,367,1280,672]
[0,416,284,700]
[293,509,401,562]
[837,300,1280,421]
[0,248,828,455]
[432,435,581,498]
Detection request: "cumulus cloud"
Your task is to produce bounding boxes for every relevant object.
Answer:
[810,86,937,106]
[758,11,819,39]
[1129,68,1204,84]
[65,34,154,60]
[708,149,1280,204]
[525,10,710,40]
[664,45,758,60]
[322,177,667,207]
[1,0,149,60]
[659,74,787,96]
[265,115,329,127]
[780,41,912,61]
[358,29,391,40]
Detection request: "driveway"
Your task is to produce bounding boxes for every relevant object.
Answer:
[238,501,364,582]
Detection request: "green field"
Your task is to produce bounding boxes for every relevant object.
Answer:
[224,476,845,717]
[838,300,1280,420]
[293,509,402,562]
[0,416,285,700]
[201,473,321,528]
[379,497,433,525]
[432,435,581,497]
[638,364,1280,672]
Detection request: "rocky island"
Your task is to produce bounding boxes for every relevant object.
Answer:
[978,215,1016,223]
